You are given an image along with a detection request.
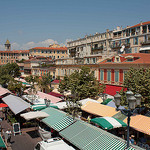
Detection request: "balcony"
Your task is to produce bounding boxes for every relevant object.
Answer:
[110,44,121,49]
[124,43,130,48]
[141,40,150,45]
[69,49,76,53]
[92,46,103,51]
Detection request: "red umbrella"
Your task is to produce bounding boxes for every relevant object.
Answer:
[0,103,8,108]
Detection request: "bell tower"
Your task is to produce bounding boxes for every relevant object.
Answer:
[4,39,11,51]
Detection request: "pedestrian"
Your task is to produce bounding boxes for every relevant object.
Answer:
[87,115,92,123]
[6,128,12,143]
[129,135,135,144]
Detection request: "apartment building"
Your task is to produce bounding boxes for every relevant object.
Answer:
[29,44,68,59]
[98,53,150,95]
[67,21,150,58]
[0,40,29,65]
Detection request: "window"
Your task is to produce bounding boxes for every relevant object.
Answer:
[133,37,138,45]
[62,51,65,54]
[123,71,127,81]
[148,25,150,32]
[41,50,44,53]
[115,70,119,82]
[143,26,147,33]
[100,70,104,81]
[107,70,111,81]
[34,50,36,53]
[38,50,40,53]
[126,58,133,62]
[54,50,55,54]
[107,59,112,62]
[134,47,137,53]
[57,56,59,58]
[87,58,89,64]
[93,58,96,64]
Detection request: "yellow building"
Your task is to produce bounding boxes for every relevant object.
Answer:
[29,44,68,59]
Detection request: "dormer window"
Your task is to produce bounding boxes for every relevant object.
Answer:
[125,55,134,62]
[114,56,120,62]
[107,59,112,62]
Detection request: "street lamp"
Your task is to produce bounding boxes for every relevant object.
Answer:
[114,90,142,149]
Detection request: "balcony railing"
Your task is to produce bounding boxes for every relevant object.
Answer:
[92,46,103,50]
[141,40,150,45]
[110,44,121,49]
[69,49,76,53]
[110,43,130,49]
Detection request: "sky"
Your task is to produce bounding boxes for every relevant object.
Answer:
[0,0,149,50]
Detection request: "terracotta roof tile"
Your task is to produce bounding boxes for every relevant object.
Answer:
[31,47,67,50]
[99,53,150,65]
[129,21,150,28]
[0,50,29,53]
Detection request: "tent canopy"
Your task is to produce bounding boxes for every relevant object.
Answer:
[0,135,6,148]
[2,95,30,115]
[91,117,127,130]
[20,111,49,121]
[31,104,58,111]
[0,103,8,108]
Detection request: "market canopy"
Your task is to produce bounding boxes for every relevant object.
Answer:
[0,87,11,96]
[31,104,58,111]
[2,95,30,115]
[60,120,138,150]
[42,107,75,132]
[0,135,6,148]
[37,91,62,104]
[81,101,118,117]
[124,114,150,135]
[91,117,127,130]
[79,98,100,106]
[0,103,8,108]
[20,111,49,121]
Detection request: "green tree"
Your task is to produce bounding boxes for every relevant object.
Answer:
[7,79,26,96]
[59,66,104,100]
[0,63,21,87]
[38,74,52,93]
[123,67,150,107]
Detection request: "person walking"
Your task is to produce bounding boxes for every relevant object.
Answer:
[6,128,12,143]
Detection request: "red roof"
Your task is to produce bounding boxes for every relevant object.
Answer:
[99,53,150,65]
[31,47,67,50]
[52,80,61,84]
[0,50,29,53]
[48,92,64,98]
[105,85,127,96]
[129,21,150,28]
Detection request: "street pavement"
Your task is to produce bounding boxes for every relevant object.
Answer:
[0,111,42,150]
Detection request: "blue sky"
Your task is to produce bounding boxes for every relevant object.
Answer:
[0,0,149,50]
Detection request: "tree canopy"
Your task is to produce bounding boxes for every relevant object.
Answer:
[38,74,52,93]
[122,67,150,107]
[0,63,21,87]
[59,66,105,100]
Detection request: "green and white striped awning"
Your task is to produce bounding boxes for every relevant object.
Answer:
[60,121,137,150]
[91,117,127,130]
[42,107,75,131]
[51,116,75,131]
[31,104,58,111]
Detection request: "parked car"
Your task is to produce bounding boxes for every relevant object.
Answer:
[34,137,75,150]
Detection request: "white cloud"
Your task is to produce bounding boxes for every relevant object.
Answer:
[0,44,4,50]
[0,38,67,50]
